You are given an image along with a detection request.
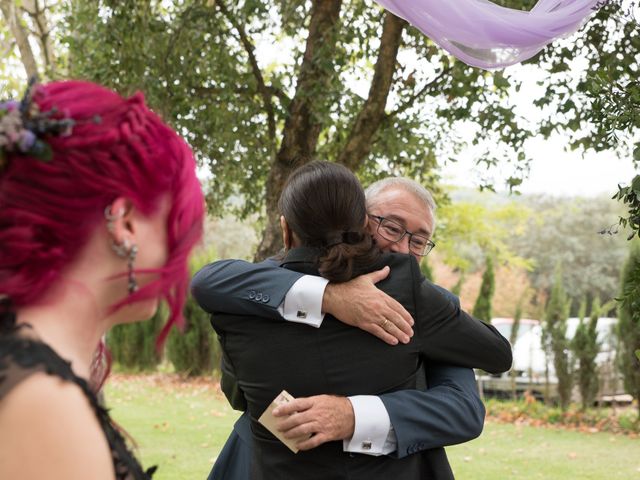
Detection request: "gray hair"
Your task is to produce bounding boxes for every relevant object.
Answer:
[365,177,437,233]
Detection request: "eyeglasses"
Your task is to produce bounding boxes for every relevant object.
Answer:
[368,214,435,257]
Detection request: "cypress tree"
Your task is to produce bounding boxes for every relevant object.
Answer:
[509,298,523,400]
[543,265,572,411]
[451,272,465,297]
[420,257,434,282]
[572,296,601,410]
[617,240,640,416]
[472,256,495,323]
[108,306,163,371]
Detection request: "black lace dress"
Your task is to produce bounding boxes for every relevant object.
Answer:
[0,313,156,480]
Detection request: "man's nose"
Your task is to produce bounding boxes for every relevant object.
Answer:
[390,235,411,254]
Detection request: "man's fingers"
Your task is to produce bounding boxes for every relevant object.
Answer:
[297,433,329,451]
[384,295,414,327]
[281,421,315,439]
[381,318,411,344]
[273,397,313,417]
[277,411,311,432]
[367,324,400,346]
[381,306,413,340]
[365,266,390,285]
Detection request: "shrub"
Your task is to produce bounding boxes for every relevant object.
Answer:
[572,297,601,410]
[108,305,164,371]
[166,248,221,377]
[472,256,495,323]
[543,265,572,411]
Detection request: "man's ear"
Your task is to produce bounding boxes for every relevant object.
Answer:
[106,197,135,248]
[365,213,376,236]
[280,215,291,251]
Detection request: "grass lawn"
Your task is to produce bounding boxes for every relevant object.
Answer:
[105,374,640,480]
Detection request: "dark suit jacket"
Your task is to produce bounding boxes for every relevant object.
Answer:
[203,249,511,480]
[208,366,477,480]
[194,256,487,478]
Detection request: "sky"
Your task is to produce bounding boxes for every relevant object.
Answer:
[439,135,637,197]
[436,60,638,198]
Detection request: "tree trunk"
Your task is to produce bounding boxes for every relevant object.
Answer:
[254,0,343,260]
[254,9,407,260]
[0,0,39,79]
[337,12,406,170]
[22,0,55,77]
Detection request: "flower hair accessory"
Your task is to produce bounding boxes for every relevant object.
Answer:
[0,78,75,172]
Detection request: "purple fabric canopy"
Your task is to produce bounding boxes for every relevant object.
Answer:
[373,0,601,69]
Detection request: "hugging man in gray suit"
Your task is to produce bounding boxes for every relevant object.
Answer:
[192,169,511,479]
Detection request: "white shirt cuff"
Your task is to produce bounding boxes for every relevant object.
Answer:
[277,275,328,328]
[343,396,397,456]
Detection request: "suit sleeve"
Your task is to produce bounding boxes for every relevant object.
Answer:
[380,365,485,458]
[191,259,303,319]
[411,260,512,374]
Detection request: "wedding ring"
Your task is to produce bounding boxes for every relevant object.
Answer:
[381,318,390,330]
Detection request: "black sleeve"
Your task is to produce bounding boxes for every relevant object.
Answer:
[191,259,304,319]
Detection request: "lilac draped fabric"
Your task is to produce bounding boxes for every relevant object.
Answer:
[373,0,601,69]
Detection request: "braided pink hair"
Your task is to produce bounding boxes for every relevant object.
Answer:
[0,80,204,350]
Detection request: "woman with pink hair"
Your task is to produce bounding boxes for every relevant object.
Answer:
[0,80,204,479]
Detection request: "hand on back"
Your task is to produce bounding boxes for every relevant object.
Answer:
[322,266,414,345]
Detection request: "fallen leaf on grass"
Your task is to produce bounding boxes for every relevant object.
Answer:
[153,421,171,432]
[567,452,577,459]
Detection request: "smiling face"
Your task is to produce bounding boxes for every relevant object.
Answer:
[366,186,434,262]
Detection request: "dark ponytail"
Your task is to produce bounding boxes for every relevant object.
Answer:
[278,161,380,282]
[318,234,380,282]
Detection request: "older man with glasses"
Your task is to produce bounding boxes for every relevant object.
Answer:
[193,176,499,480]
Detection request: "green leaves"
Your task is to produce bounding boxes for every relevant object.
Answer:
[61,0,540,223]
[612,175,640,241]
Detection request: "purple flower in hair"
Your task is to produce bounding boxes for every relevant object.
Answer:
[1,79,74,168]
[19,129,37,152]
[0,100,18,112]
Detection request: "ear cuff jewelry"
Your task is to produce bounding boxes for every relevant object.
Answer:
[105,206,139,294]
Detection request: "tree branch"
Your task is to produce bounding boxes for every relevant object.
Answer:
[0,0,39,79]
[336,11,406,171]
[386,66,453,119]
[21,0,55,76]
[193,85,290,108]
[254,0,343,261]
[217,0,277,144]
[276,0,342,166]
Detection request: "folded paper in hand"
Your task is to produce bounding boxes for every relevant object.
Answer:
[258,390,312,453]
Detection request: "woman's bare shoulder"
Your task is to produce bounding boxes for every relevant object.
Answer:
[0,372,115,479]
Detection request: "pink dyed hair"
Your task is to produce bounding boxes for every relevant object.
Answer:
[0,80,204,347]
